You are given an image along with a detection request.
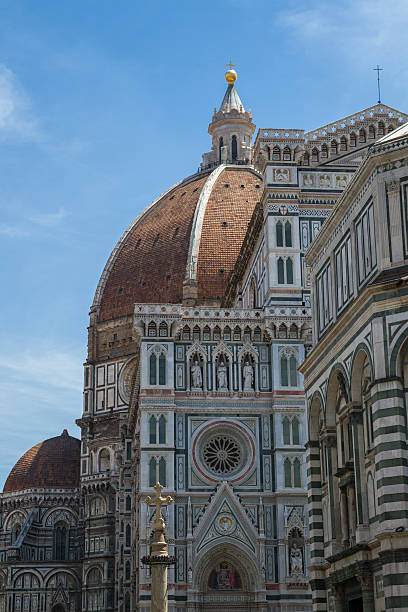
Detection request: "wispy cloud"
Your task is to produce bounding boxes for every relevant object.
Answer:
[30,207,67,227]
[278,0,408,63]
[0,223,28,237]
[0,348,83,395]
[0,63,40,141]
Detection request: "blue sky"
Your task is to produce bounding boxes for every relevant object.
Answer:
[0,0,407,487]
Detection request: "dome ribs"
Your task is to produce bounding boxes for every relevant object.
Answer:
[197,167,261,300]
[98,174,208,321]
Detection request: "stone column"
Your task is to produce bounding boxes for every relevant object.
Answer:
[142,483,176,612]
[356,573,374,612]
[340,490,349,547]
[332,584,346,612]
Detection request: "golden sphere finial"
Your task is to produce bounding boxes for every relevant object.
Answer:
[225,59,237,84]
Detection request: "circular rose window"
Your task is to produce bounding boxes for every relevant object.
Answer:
[192,421,255,482]
[203,435,242,474]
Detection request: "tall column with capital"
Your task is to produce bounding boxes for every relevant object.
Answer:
[142,482,176,612]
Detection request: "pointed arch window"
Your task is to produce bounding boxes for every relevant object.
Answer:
[286,258,293,284]
[125,560,131,581]
[321,144,328,158]
[54,522,68,561]
[285,221,292,247]
[159,321,168,337]
[283,417,291,445]
[159,415,166,444]
[276,221,283,247]
[289,354,297,386]
[340,136,347,151]
[159,457,166,486]
[148,322,157,337]
[273,146,281,161]
[125,523,131,547]
[149,353,157,385]
[331,140,338,155]
[368,125,375,139]
[359,129,366,143]
[158,354,166,385]
[277,258,285,284]
[292,417,300,445]
[378,121,385,136]
[293,458,301,487]
[280,354,289,387]
[311,148,319,162]
[232,135,237,160]
[350,132,356,147]
[284,458,292,487]
[149,457,157,487]
[149,416,157,444]
[283,146,291,161]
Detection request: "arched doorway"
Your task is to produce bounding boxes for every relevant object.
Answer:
[194,544,261,611]
[52,605,66,612]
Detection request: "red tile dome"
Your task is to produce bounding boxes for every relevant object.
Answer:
[93,165,262,321]
[3,430,80,493]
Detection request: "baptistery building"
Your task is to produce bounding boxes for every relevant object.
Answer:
[1,67,407,612]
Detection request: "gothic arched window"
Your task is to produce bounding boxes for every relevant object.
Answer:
[277,258,285,284]
[286,258,293,284]
[125,524,131,547]
[340,136,347,151]
[149,353,157,385]
[125,560,131,581]
[378,121,385,135]
[159,457,166,486]
[331,140,338,155]
[289,354,297,386]
[231,135,237,160]
[293,458,302,487]
[283,146,291,161]
[388,124,394,133]
[54,521,68,561]
[159,321,168,337]
[311,148,319,162]
[276,221,283,247]
[283,417,291,445]
[281,355,289,387]
[292,417,300,445]
[273,146,281,161]
[284,458,292,487]
[148,321,157,337]
[285,221,292,247]
[149,457,157,487]
[350,132,356,147]
[368,125,375,139]
[321,144,328,158]
[159,415,166,444]
[149,415,157,444]
[158,354,166,385]
[359,128,366,143]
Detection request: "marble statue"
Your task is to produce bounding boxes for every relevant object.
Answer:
[290,542,303,574]
[217,359,228,391]
[243,360,254,390]
[191,359,202,389]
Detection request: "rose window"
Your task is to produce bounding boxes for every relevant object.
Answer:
[203,435,242,474]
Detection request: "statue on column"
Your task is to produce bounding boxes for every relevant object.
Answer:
[217,358,228,391]
[243,359,254,390]
[191,359,202,390]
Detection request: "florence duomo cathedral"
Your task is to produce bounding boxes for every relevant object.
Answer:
[1,65,408,612]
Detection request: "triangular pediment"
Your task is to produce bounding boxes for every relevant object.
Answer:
[194,482,258,555]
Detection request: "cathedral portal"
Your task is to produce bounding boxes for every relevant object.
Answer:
[194,544,260,611]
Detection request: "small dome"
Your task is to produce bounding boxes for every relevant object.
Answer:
[3,430,80,493]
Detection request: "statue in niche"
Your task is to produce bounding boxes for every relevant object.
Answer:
[302,173,314,187]
[290,542,303,574]
[191,359,202,389]
[243,360,254,390]
[336,175,347,189]
[217,358,228,391]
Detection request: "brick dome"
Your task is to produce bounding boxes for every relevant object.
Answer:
[3,430,80,493]
[93,165,263,321]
